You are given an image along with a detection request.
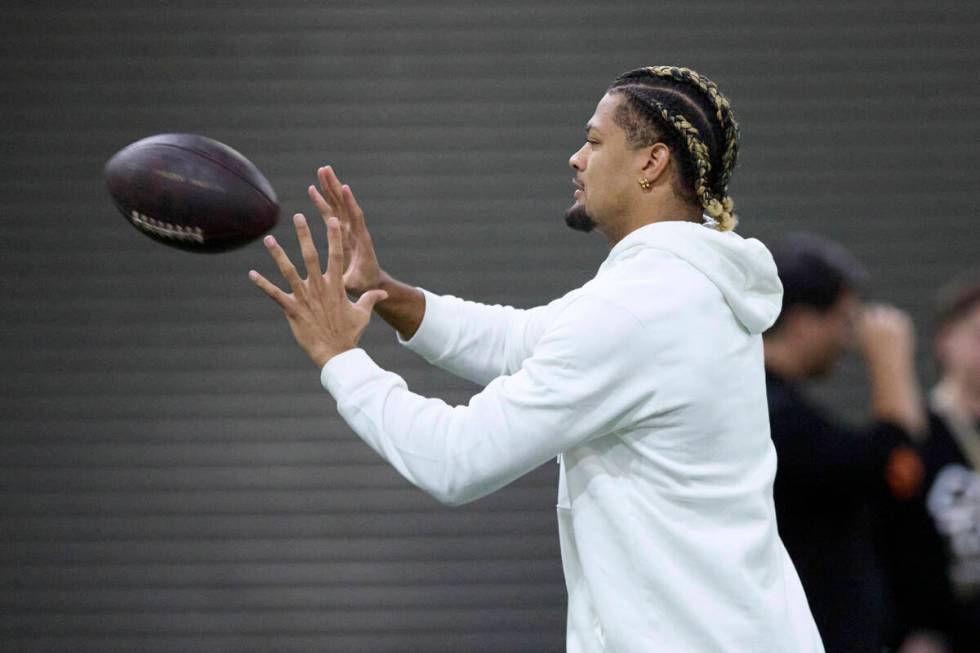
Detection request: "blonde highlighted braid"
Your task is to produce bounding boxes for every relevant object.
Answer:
[609,66,740,231]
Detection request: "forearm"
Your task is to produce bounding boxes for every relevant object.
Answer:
[867,355,927,438]
[374,272,530,384]
[373,271,425,341]
[399,291,552,386]
[321,296,648,506]
[369,272,534,385]
[321,347,624,507]
[858,305,928,440]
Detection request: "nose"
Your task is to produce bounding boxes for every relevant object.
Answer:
[569,143,586,171]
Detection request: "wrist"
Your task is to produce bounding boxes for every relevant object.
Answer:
[346,267,386,296]
[374,271,408,312]
[312,345,354,368]
[376,270,396,294]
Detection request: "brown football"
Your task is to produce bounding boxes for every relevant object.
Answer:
[105,134,279,252]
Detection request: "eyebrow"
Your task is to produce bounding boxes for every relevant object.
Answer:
[585,123,600,134]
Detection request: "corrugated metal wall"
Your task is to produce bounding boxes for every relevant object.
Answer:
[2,1,978,651]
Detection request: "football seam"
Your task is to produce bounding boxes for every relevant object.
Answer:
[109,195,261,246]
[130,141,278,216]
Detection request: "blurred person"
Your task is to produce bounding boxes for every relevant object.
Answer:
[763,233,938,653]
[921,277,980,652]
[250,67,824,651]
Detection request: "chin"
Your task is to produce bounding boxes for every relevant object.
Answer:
[564,202,596,233]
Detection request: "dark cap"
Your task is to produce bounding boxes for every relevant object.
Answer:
[768,232,867,331]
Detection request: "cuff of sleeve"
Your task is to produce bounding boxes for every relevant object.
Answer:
[396,288,454,360]
[320,348,385,398]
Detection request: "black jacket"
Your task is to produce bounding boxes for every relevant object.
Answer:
[766,371,914,652]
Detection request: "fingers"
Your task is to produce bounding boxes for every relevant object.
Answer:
[310,174,352,266]
[355,289,389,312]
[318,166,365,223]
[307,183,335,221]
[249,269,292,311]
[317,166,346,213]
[263,234,303,293]
[325,217,345,292]
[316,165,370,234]
[341,184,368,234]
[293,213,323,284]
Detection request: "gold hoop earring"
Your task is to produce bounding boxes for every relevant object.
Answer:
[638,178,652,190]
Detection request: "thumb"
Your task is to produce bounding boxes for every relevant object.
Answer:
[355,289,389,312]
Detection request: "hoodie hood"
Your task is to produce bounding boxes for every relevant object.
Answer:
[599,220,783,334]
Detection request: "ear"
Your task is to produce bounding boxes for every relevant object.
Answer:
[640,142,672,183]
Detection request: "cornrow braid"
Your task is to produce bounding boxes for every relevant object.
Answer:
[616,86,724,227]
[609,66,740,231]
[643,66,740,189]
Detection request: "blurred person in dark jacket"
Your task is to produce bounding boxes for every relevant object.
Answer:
[920,277,980,652]
[763,233,940,653]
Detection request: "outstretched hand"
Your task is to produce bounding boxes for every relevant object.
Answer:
[250,213,388,367]
[307,166,383,296]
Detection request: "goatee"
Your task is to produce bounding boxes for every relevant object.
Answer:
[564,203,596,233]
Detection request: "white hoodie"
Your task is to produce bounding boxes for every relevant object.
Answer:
[320,220,823,652]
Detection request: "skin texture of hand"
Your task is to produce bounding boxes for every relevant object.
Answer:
[305,165,426,341]
[249,213,388,367]
[307,166,383,296]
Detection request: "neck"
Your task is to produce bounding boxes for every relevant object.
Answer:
[603,197,702,247]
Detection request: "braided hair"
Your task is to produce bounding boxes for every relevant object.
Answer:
[608,66,740,231]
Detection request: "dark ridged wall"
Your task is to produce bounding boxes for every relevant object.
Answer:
[2,2,978,651]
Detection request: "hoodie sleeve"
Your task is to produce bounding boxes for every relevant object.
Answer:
[396,288,559,386]
[323,294,650,506]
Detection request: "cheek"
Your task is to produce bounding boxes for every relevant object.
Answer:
[592,158,627,198]
[583,158,604,195]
